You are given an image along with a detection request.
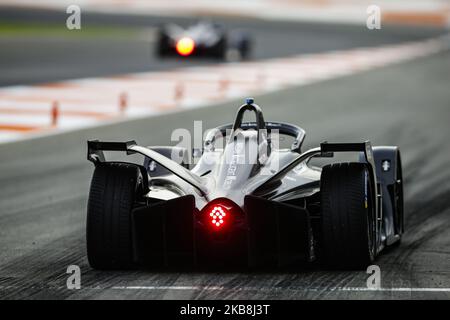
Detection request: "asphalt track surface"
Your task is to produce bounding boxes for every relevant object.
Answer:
[0,7,444,86]
[0,9,450,300]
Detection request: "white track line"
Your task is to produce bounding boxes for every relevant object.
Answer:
[337,287,450,292]
[110,286,450,293]
[0,285,448,293]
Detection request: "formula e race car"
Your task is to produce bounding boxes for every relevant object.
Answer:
[156,21,251,60]
[86,98,404,270]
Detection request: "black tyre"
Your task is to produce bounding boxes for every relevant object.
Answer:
[212,36,227,59]
[86,162,144,269]
[236,35,251,60]
[320,162,376,269]
[393,151,404,236]
[156,29,170,57]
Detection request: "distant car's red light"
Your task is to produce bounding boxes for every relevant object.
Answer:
[176,37,195,56]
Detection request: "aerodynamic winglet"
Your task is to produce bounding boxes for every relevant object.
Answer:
[87,140,209,199]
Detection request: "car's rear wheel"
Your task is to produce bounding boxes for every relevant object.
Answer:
[212,36,227,59]
[393,151,404,237]
[320,162,376,269]
[156,29,170,57]
[86,162,145,270]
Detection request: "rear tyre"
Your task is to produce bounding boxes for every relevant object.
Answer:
[156,29,170,57]
[393,151,404,237]
[86,162,144,270]
[212,36,227,59]
[320,162,376,269]
[237,35,251,60]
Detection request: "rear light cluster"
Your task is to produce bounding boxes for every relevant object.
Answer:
[200,198,243,232]
[209,205,227,228]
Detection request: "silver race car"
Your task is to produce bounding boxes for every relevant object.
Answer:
[86,98,404,270]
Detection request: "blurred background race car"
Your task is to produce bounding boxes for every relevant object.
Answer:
[156,21,252,60]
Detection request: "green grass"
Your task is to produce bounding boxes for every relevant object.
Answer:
[0,21,142,38]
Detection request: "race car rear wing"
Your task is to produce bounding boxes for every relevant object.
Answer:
[87,140,209,199]
[320,141,377,183]
[252,141,378,195]
[251,140,381,249]
[87,140,137,162]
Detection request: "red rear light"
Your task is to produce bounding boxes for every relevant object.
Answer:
[209,205,227,228]
[175,37,195,56]
[200,198,243,232]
